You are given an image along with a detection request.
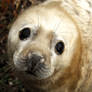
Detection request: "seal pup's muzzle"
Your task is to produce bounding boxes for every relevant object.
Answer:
[25,52,51,79]
[13,47,53,80]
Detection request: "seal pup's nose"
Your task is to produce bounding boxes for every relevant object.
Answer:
[26,54,45,74]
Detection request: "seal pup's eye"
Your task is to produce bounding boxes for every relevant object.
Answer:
[55,41,65,55]
[19,28,31,40]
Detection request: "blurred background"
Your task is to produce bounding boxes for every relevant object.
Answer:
[0,0,45,92]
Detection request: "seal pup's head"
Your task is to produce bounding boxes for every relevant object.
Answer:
[8,1,81,80]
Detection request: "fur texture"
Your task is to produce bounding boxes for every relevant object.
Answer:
[8,0,92,92]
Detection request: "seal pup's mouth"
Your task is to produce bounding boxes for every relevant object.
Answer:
[26,62,52,79]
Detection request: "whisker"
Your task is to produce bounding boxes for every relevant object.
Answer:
[6,62,16,73]
[38,15,40,28]
[55,20,61,32]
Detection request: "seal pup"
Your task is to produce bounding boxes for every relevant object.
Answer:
[8,0,92,92]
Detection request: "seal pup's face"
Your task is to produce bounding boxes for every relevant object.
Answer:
[8,2,81,80]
